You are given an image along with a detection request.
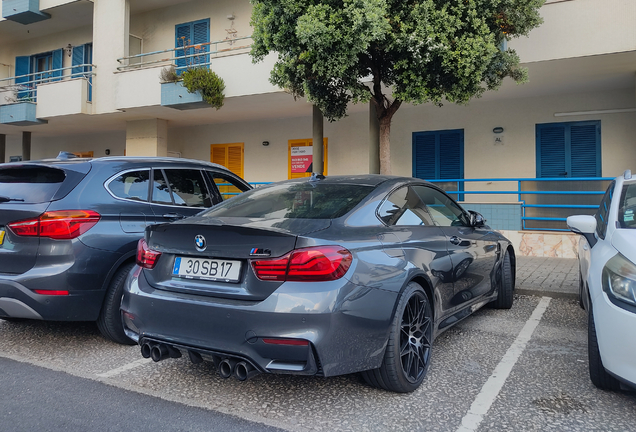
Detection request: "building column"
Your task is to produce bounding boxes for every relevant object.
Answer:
[0,134,5,163]
[312,105,324,175]
[92,0,129,114]
[22,131,31,161]
[369,100,380,174]
[125,119,168,157]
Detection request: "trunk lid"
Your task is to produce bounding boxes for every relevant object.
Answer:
[144,217,331,301]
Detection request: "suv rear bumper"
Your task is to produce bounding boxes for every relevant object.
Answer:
[0,277,106,321]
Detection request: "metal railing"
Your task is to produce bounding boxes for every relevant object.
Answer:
[116,36,253,72]
[0,64,95,103]
[427,177,613,231]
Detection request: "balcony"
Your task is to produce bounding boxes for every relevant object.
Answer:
[2,0,50,24]
[115,35,278,111]
[0,64,94,125]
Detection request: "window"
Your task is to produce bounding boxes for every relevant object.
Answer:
[536,121,601,178]
[175,19,210,73]
[619,182,636,229]
[15,49,63,100]
[412,129,464,200]
[151,170,174,205]
[377,186,434,226]
[414,186,468,227]
[211,143,244,178]
[71,43,93,101]
[595,182,615,237]
[163,169,211,208]
[0,166,65,204]
[108,170,150,202]
[208,172,250,201]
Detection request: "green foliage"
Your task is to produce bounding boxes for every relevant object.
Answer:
[181,68,226,110]
[250,0,545,121]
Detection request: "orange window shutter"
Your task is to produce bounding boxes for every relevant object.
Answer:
[210,143,244,178]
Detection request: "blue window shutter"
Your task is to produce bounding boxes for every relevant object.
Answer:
[71,45,85,77]
[175,19,210,73]
[537,124,566,177]
[536,121,600,178]
[51,49,63,81]
[192,20,210,67]
[413,133,436,180]
[175,23,191,73]
[15,56,30,99]
[439,131,463,180]
[570,123,600,177]
[84,43,93,102]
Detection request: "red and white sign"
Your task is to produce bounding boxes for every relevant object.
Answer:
[291,146,312,173]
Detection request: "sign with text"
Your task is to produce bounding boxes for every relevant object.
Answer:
[291,146,312,173]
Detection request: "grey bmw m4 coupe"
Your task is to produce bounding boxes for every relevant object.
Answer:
[122,175,515,392]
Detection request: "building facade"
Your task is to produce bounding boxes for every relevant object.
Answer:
[1,0,635,255]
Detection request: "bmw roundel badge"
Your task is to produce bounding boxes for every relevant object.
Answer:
[194,235,206,252]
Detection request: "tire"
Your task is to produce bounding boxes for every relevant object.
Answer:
[97,263,136,345]
[362,282,433,393]
[588,304,621,391]
[491,249,514,309]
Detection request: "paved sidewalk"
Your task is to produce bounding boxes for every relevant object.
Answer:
[515,256,579,299]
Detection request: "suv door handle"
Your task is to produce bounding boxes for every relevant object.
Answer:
[450,236,461,245]
[163,213,185,221]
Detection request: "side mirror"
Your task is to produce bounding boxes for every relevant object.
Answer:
[566,215,597,248]
[468,210,486,228]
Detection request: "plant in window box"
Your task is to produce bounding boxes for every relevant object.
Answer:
[159,65,180,83]
[178,37,226,110]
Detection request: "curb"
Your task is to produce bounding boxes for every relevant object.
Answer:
[515,288,578,300]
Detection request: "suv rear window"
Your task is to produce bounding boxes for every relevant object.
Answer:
[0,167,65,204]
[202,182,374,219]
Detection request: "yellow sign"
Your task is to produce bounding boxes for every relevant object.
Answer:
[0,230,4,246]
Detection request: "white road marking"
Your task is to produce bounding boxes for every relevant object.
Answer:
[96,358,151,378]
[456,296,552,432]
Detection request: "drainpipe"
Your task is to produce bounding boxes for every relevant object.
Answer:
[312,104,324,175]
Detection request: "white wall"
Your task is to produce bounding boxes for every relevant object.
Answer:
[509,0,636,63]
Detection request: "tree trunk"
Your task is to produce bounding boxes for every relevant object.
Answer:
[379,116,392,175]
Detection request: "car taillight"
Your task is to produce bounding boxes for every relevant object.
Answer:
[136,239,161,269]
[251,246,352,282]
[7,210,101,239]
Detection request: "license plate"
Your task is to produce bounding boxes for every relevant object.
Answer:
[172,256,241,282]
[0,229,4,246]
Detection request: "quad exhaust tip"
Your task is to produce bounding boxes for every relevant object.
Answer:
[140,341,260,381]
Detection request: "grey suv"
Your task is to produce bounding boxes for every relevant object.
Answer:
[0,154,251,344]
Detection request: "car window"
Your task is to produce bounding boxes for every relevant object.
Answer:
[596,182,615,237]
[151,169,175,205]
[617,182,636,229]
[108,170,150,202]
[202,182,374,219]
[413,185,469,227]
[209,172,250,201]
[0,166,65,204]
[377,186,434,226]
[164,169,212,208]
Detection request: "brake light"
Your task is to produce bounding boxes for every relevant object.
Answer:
[251,246,352,282]
[262,338,309,346]
[8,210,100,239]
[136,239,161,269]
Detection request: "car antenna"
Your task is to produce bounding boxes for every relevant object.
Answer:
[309,173,325,182]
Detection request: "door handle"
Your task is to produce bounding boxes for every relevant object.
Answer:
[163,213,185,221]
[450,236,461,245]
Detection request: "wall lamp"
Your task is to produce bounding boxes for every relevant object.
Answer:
[262,141,270,147]
[64,44,73,57]
[492,127,504,134]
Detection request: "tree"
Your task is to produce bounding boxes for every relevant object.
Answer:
[250,0,545,174]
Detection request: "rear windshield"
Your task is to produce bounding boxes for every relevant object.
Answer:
[0,167,65,204]
[202,182,374,219]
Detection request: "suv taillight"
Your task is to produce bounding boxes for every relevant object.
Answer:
[136,239,161,269]
[251,246,352,282]
[7,210,101,239]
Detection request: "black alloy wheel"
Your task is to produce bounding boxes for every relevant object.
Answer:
[362,282,433,393]
[399,289,432,384]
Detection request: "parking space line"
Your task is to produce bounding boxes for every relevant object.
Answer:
[96,358,152,378]
[456,296,552,432]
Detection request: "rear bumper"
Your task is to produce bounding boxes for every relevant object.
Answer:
[594,292,636,389]
[121,267,399,377]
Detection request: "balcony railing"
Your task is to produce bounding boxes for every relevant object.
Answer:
[428,177,613,231]
[0,64,95,103]
[116,36,253,72]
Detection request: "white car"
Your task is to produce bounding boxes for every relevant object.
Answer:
[567,170,636,391]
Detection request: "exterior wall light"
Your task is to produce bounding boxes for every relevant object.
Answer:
[493,127,504,134]
[262,141,270,146]
[64,44,73,57]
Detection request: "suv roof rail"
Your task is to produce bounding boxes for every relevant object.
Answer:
[57,151,78,160]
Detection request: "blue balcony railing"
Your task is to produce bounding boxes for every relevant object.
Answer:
[427,177,613,231]
[0,64,95,103]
